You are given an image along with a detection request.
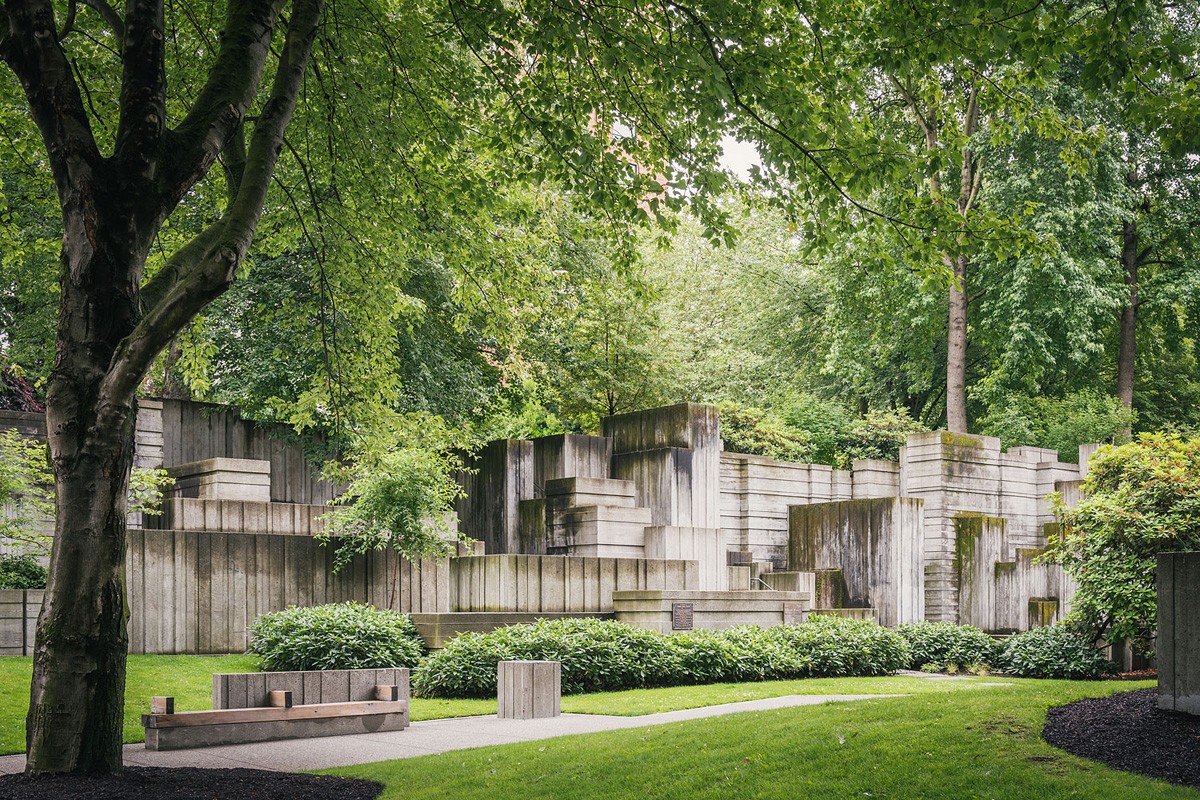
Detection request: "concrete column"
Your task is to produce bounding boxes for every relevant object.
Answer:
[497,660,561,719]
[1159,552,1200,714]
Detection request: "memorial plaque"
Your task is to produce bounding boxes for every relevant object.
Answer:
[783,603,805,626]
[671,602,694,631]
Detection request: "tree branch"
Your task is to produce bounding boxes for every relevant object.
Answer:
[114,0,165,182]
[80,0,123,41]
[2,0,103,201]
[160,0,287,208]
[105,0,324,404]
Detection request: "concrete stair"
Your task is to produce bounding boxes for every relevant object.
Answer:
[546,499,653,558]
[758,570,816,595]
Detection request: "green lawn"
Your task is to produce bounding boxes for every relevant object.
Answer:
[329,679,1188,800]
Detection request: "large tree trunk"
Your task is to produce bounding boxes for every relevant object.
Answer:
[26,191,147,772]
[1116,218,1139,415]
[945,254,970,433]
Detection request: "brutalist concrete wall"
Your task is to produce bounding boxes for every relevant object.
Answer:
[604,403,722,530]
[1159,552,1200,714]
[454,439,534,554]
[787,497,924,627]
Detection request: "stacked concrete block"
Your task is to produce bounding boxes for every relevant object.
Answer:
[719,452,854,567]
[1159,552,1200,714]
[498,660,561,719]
[612,589,812,633]
[543,476,653,558]
[759,570,816,596]
[788,497,924,626]
[955,514,1076,632]
[605,403,722,531]
[850,460,901,499]
[454,439,534,555]
[134,398,165,470]
[531,434,611,494]
[644,525,726,590]
[167,458,272,502]
[147,497,329,536]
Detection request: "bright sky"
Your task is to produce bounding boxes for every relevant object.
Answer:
[719,135,761,181]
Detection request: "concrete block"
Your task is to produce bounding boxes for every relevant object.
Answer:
[1160,552,1200,714]
[497,660,561,719]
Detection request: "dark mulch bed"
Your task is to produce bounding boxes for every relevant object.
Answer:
[1043,687,1200,789]
[0,766,382,800]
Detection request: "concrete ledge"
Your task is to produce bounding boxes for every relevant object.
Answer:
[144,704,409,750]
[612,589,811,634]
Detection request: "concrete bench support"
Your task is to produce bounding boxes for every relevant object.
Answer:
[497,660,560,720]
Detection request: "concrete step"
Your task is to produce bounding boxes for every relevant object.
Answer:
[809,608,876,622]
[556,505,653,526]
[759,571,815,594]
[544,477,638,508]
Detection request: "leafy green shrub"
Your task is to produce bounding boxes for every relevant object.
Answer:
[414,617,673,698]
[1046,434,1200,649]
[770,615,910,677]
[248,602,425,671]
[717,402,812,463]
[980,390,1134,463]
[995,625,1115,679]
[413,615,908,698]
[0,553,48,589]
[896,621,999,671]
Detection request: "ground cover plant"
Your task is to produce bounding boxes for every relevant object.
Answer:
[327,679,1175,800]
[248,602,426,671]
[413,616,909,698]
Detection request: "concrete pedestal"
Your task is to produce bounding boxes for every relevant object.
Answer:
[497,660,561,719]
[1159,552,1200,714]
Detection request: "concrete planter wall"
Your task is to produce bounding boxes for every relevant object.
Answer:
[213,667,410,709]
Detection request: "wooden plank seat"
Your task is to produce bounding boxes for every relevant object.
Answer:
[142,685,409,751]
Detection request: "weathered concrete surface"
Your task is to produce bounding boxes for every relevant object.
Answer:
[0,589,40,656]
[788,497,924,627]
[643,526,726,590]
[612,589,811,633]
[167,458,272,503]
[213,668,409,709]
[1159,552,1200,714]
[450,554,697,613]
[498,660,561,719]
[144,706,410,751]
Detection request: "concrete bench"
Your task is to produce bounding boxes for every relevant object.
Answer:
[498,660,560,720]
[143,668,410,750]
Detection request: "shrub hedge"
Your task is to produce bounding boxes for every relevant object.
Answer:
[895,621,1000,671]
[0,553,47,589]
[412,615,909,698]
[248,602,425,671]
[994,624,1115,679]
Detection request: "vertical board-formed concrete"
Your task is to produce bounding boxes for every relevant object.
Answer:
[604,403,722,531]
[1159,552,1200,714]
[213,668,409,709]
[497,660,561,719]
[454,439,534,554]
[787,498,924,626]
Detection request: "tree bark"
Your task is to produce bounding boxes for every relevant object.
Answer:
[945,253,970,433]
[1116,217,1138,414]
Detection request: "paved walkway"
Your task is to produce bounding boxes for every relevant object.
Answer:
[0,693,900,775]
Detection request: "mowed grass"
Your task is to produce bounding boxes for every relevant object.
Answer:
[328,679,1188,800]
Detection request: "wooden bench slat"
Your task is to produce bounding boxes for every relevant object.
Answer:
[142,699,408,729]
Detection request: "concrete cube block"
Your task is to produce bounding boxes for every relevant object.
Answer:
[497,660,560,719]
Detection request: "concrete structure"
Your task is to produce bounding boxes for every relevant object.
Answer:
[1,399,1093,650]
[1159,552,1200,714]
[611,590,810,634]
[497,660,561,720]
[788,498,923,627]
[213,668,410,709]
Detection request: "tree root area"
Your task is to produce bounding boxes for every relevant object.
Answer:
[0,766,382,800]
[1043,688,1200,789]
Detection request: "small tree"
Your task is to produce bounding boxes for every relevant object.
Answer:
[1046,434,1200,651]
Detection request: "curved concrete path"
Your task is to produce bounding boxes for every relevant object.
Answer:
[0,693,900,775]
